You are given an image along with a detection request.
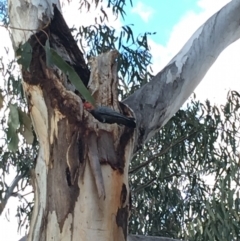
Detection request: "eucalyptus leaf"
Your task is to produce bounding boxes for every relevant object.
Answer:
[8,104,19,130]
[18,109,34,144]
[44,41,95,105]
[16,42,32,71]
[44,39,52,67]
[8,131,19,152]
[19,125,34,145]
[0,91,3,110]
[6,123,15,140]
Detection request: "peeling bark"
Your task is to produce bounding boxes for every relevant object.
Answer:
[9,1,134,240]
[26,45,133,240]
[25,45,134,240]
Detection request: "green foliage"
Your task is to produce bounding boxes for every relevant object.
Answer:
[0,53,35,150]
[16,42,32,71]
[7,104,20,151]
[0,91,4,109]
[0,53,36,231]
[18,109,34,145]
[79,0,132,18]
[4,91,34,152]
[129,91,240,240]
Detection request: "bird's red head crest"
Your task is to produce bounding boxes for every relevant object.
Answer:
[83,102,94,111]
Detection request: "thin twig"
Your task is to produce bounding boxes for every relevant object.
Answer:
[0,20,50,32]
[133,177,157,193]
[0,171,28,215]
[129,129,199,175]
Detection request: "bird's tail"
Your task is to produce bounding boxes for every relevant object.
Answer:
[121,116,136,128]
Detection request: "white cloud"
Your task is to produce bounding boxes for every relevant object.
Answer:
[131,2,154,23]
[197,0,231,13]
[194,40,240,104]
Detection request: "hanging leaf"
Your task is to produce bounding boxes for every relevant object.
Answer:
[44,40,95,105]
[44,39,52,67]
[8,104,19,129]
[6,123,18,152]
[18,109,34,144]
[0,91,3,110]
[6,123,15,141]
[8,131,19,152]
[7,104,20,152]
[16,42,32,71]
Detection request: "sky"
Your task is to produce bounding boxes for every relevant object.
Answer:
[124,0,202,45]
[1,0,240,240]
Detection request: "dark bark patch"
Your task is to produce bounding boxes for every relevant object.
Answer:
[50,6,90,87]
[116,184,129,241]
[116,206,129,240]
[116,126,134,172]
[65,167,71,186]
[120,184,127,205]
[77,137,84,164]
[66,130,81,184]
[114,102,135,170]
[47,119,80,231]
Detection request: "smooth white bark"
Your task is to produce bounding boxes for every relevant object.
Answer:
[8,0,60,48]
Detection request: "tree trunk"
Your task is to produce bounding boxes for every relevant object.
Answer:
[25,17,134,241]
[9,2,134,241]
[8,0,240,241]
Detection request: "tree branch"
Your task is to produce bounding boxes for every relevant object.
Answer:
[124,0,240,152]
[129,129,199,174]
[0,171,27,215]
[133,177,157,193]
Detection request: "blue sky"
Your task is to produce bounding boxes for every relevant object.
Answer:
[123,0,202,45]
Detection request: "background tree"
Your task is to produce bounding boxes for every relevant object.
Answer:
[0,0,240,241]
[129,92,240,240]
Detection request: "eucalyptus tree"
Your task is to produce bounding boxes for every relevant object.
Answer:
[2,0,240,240]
